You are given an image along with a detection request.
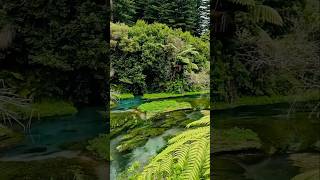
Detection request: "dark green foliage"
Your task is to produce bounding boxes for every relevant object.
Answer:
[111,21,209,94]
[211,0,319,103]
[112,0,136,24]
[112,0,207,35]
[0,0,108,104]
[144,0,198,33]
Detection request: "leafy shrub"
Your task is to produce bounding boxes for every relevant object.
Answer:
[111,21,209,94]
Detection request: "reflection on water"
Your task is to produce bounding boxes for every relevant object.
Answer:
[213,102,320,179]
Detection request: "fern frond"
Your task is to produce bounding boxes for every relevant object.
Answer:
[174,143,191,169]
[177,56,191,64]
[186,115,210,128]
[250,5,283,25]
[228,0,255,6]
[180,138,210,180]
[139,115,211,179]
[169,126,209,144]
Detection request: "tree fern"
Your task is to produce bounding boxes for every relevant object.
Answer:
[176,45,200,71]
[250,5,283,25]
[229,0,255,6]
[226,0,283,26]
[138,115,210,179]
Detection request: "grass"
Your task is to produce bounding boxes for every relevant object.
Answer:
[142,90,209,100]
[116,93,134,99]
[31,100,77,118]
[214,90,320,110]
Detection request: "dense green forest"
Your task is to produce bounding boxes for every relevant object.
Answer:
[0,0,108,105]
[211,0,319,102]
[1,1,109,179]
[111,21,209,94]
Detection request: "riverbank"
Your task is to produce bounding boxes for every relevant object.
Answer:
[142,91,209,100]
[31,100,77,118]
[214,90,319,110]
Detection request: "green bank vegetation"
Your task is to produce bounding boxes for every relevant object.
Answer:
[142,91,209,100]
[137,100,192,118]
[214,90,320,110]
[31,100,77,118]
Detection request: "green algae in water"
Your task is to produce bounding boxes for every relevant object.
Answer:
[213,127,262,153]
[213,102,319,180]
[214,103,320,153]
[137,100,192,119]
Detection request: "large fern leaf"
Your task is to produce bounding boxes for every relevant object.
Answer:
[250,5,283,25]
[138,115,210,179]
[186,115,210,128]
[228,0,255,6]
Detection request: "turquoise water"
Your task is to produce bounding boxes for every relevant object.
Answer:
[0,107,107,160]
[113,96,145,110]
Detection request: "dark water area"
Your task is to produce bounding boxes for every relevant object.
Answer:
[213,103,320,152]
[214,154,300,180]
[0,107,107,160]
[213,102,320,180]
